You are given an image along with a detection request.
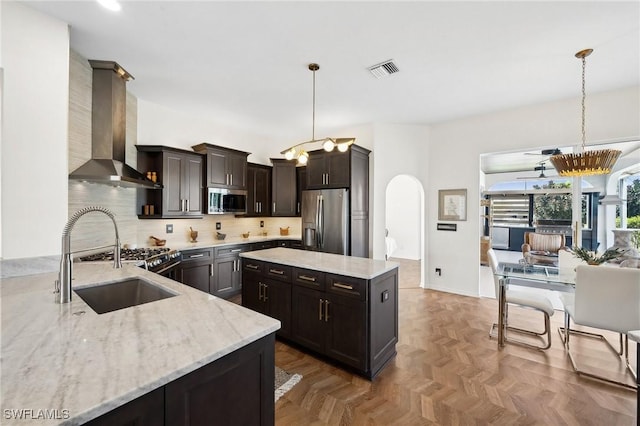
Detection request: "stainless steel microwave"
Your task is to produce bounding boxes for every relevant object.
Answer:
[207,188,247,215]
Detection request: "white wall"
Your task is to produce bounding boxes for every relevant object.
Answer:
[386,175,421,259]
[1,3,69,259]
[367,124,429,263]
[428,86,640,297]
[137,100,281,165]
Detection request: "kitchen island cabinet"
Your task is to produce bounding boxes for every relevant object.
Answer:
[243,259,293,339]
[241,248,398,379]
[0,263,279,426]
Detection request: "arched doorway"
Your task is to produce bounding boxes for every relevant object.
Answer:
[385,174,425,288]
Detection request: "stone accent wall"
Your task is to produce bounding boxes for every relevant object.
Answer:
[67,50,137,251]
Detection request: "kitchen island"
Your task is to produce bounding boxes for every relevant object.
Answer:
[240,248,399,379]
[0,263,280,425]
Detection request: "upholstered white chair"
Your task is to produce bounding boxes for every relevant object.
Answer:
[559,264,640,389]
[488,249,555,350]
[620,258,640,268]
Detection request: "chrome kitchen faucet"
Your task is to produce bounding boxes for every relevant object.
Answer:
[55,206,122,304]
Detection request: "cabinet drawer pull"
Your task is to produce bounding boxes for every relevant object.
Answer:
[231,249,242,253]
[333,282,354,290]
[189,254,205,258]
[299,275,317,282]
[319,299,323,321]
[269,269,285,275]
[246,264,259,270]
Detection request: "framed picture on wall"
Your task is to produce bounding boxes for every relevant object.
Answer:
[438,189,467,221]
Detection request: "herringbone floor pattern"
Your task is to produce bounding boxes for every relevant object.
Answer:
[272,260,637,425]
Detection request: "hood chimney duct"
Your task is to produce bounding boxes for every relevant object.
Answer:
[69,60,159,189]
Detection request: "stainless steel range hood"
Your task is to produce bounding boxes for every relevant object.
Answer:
[69,60,159,189]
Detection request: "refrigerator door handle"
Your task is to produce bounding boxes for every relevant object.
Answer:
[318,195,324,248]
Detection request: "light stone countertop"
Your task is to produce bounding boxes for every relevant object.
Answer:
[240,248,399,279]
[0,263,280,425]
[157,234,302,251]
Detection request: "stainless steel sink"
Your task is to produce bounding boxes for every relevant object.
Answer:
[74,278,177,314]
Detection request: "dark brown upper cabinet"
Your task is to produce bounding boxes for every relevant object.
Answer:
[192,143,249,190]
[246,163,271,217]
[306,150,351,189]
[136,145,203,219]
[271,159,297,217]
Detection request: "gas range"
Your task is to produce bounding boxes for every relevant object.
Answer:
[78,247,182,275]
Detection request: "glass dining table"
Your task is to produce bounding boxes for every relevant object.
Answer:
[494,262,576,348]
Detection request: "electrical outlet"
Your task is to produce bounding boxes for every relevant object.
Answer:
[381,290,389,302]
[166,224,173,234]
[435,268,441,276]
[260,220,264,228]
[216,222,221,230]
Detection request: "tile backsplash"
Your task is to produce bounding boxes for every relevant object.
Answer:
[137,216,301,248]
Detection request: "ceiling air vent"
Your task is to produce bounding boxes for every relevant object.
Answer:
[368,60,399,78]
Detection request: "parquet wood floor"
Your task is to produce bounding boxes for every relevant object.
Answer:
[271,261,637,425]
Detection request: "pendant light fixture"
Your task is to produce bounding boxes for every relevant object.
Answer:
[549,49,621,176]
[281,63,355,165]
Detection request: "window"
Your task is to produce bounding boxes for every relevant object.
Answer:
[490,195,529,227]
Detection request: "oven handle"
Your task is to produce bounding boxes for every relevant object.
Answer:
[153,260,182,275]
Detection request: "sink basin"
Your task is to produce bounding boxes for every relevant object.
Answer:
[74,278,177,314]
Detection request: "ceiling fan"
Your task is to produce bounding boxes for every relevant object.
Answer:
[524,148,562,156]
[518,162,550,179]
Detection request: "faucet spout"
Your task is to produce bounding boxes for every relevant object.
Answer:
[55,206,122,304]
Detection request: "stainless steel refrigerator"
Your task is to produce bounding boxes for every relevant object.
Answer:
[302,189,349,255]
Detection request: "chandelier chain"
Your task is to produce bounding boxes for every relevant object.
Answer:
[312,67,316,141]
[581,54,587,149]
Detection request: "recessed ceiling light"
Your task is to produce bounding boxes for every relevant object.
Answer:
[97,0,121,12]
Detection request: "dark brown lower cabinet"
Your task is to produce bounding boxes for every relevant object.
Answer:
[86,333,275,426]
[243,263,292,339]
[84,387,164,426]
[242,258,398,379]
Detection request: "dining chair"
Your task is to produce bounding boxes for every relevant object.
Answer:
[559,264,640,389]
[488,249,555,350]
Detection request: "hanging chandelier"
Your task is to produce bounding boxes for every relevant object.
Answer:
[549,49,621,177]
[280,63,355,165]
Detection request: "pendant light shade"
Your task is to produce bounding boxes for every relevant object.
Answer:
[549,49,621,176]
[280,63,355,165]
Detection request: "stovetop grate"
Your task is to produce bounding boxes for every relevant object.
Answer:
[78,247,170,262]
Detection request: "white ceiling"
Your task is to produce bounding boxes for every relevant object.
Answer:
[21,1,640,169]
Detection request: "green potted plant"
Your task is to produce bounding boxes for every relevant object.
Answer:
[571,246,622,265]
